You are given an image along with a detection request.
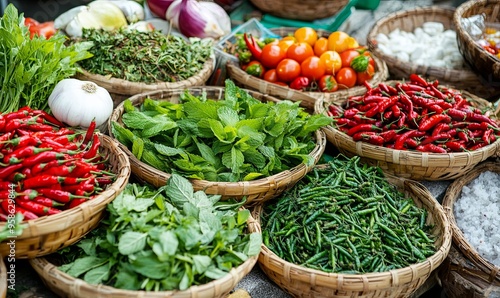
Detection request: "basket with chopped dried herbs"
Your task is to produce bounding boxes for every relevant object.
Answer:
[72,28,215,105]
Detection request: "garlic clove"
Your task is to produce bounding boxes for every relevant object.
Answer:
[54,5,87,30]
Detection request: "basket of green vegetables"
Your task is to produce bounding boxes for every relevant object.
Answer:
[250,155,452,298]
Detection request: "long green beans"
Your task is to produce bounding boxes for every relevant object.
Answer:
[261,155,436,274]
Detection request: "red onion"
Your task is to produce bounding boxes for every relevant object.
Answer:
[147,0,177,19]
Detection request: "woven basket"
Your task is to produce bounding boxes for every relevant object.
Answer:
[0,134,131,259]
[441,161,500,288]
[29,214,261,298]
[454,0,500,87]
[367,6,498,100]
[317,81,500,181]
[227,28,389,111]
[75,58,215,107]
[108,87,326,206]
[0,258,5,298]
[249,173,452,298]
[248,0,349,21]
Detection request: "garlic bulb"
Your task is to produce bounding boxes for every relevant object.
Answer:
[48,79,113,128]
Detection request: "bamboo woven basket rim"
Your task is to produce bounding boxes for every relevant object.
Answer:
[226,27,389,110]
[107,86,326,206]
[453,0,500,84]
[248,0,349,21]
[29,213,261,298]
[74,57,215,96]
[0,257,5,298]
[0,134,131,259]
[316,81,500,181]
[367,6,482,86]
[442,161,500,284]
[249,172,452,297]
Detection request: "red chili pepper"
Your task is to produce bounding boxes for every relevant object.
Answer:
[41,164,77,177]
[343,108,360,119]
[16,200,61,216]
[391,105,401,118]
[30,109,64,127]
[416,143,447,153]
[21,151,67,168]
[445,141,466,152]
[96,176,113,186]
[82,134,101,159]
[33,128,74,139]
[23,175,87,189]
[1,134,41,150]
[3,146,52,164]
[352,132,385,146]
[429,85,446,100]
[31,159,73,175]
[37,188,89,204]
[469,142,488,151]
[379,130,398,143]
[383,110,393,120]
[398,83,426,92]
[363,81,372,92]
[243,33,262,60]
[465,111,498,128]
[347,124,381,136]
[25,123,55,132]
[0,163,23,179]
[3,110,30,122]
[397,114,407,128]
[447,109,467,121]
[378,96,398,114]
[0,200,38,220]
[405,138,419,149]
[420,133,452,146]
[67,198,87,209]
[21,196,66,208]
[0,182,16,190]
[482,129,493,144]
[335,118,358,128]
[400,94,417,123]
[418,114,451,131]
[409,73,428,87]
[328,105,343,117]
[289,76,310,91]
[68,160,98,178]
[394,130,426,150]
[358,102,378,112]
[428,104,444,114]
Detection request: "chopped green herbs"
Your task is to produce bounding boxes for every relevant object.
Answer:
[59,175,261,291]
[75,28,213,83]
[0,4,93,113]
[112,80,333,182]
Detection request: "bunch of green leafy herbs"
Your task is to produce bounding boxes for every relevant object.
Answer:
[0,4,93,113]
[111,80,333,182]
[59,174,261,291]
[74,27,213,83]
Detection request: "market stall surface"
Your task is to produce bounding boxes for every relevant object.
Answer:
[8,0,457,297]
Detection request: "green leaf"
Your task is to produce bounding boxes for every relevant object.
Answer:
[194,141,219,167]
[152,230,178,261]
[64,256,107,278]
[208,119,227,142]
[218,106,239,127]
[130,251,169,279]
[242,172,264,181]
[123,99,136,113]
[222,147,244,175]
[118,231,147,255]
[246,233,262,256]
[183,101,218,120]
[83,263,110,285]
[154,143,184,157]
[114,264,141,290]
[142,121,177,138]
[192,255,212,274]
[132,137,144,160]
[131,198,155,212]
[237,209,250,226]
[204,265,228,280]
[165,174,194,207]
[111,122,135,147]
[142,149,165,170]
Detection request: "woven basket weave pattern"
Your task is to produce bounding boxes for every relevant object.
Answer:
[248,0,349,21]
[250,174,452,298]
[29,214,261,298]
[454,0,500,86]
[442,161,500,285]
[0,134,131,259]
[108,87,326,206]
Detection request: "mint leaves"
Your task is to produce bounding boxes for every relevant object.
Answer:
[59,174,261,291]
[112,80,333,182]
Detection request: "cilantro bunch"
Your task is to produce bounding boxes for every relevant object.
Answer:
[111,80,333,182]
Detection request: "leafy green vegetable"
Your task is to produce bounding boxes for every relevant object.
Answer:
[74,28,212,83]
[0,4,93,113]
[112,80,333,182]
[59,175,261,291]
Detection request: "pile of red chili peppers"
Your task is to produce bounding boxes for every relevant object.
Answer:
[0,107,115,221]
[328,74,500,153]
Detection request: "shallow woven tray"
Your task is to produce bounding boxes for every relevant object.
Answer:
[75,58,215,107]
[0,134,131,259]
[227,27,389,111]
[227,27,389,108]
[442,161,500,287]
[249,173,452,298]
[367,6,498,99]
[317,81,500,181]
[454,0,500,86]
[29,214,261,298]
[108,87,326,206]
[248,0,349,21]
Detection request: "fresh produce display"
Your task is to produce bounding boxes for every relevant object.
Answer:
[0,108,116,221]
[327,74,500,152]
[146,0,231,39]
[58,175,261,290]
[261,155,436,273]
[228,27,378,91]
[72,28,212,83]
[454,170,500,267]
[477,25,500,59]
[111,80,332,182]
[54,0,145,38]
[0,4,93,113]
[23,17,56,39]
[374,22,466,69]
